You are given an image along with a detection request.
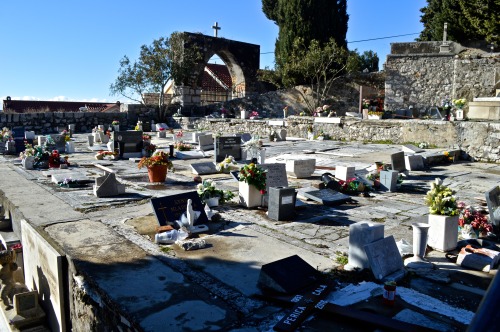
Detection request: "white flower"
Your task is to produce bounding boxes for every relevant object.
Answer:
[435,178,442,186]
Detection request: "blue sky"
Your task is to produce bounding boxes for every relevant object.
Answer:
[0,0,427,106]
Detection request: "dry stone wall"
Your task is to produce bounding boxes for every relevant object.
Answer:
[0,112,128,134]
[177,117,500,162]
[385,42,500,114]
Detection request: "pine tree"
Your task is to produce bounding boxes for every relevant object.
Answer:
[418,0,499,46]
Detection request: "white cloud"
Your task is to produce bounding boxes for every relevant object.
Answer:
[50,96,69,101]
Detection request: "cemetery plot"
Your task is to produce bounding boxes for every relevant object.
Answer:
[190,162,218,175]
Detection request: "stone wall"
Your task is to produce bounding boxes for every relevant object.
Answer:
[173,117,500,162]
[385,41,500,113]
[0,112,128,134]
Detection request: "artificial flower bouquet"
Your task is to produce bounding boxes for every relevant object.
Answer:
[216,155,237,173]
[238,163,267,194]
[452,98,466,109]
[458,202,492,235]
[197,179,235,204]
[138,150,174,171]
[424,178,459,216]
[173,141,193,151]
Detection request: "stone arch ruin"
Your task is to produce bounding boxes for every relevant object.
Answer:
[173,32,260,106]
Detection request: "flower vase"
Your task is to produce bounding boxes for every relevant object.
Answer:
[22,156,35,170]
[427,214,459,252]
[404,223,433,268]
[206,197,220,207]
[239,182,262,208]
[147,165,168,183]
[456,109,464,121]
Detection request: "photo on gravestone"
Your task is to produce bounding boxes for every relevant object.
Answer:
[151,191,208,228]
[215,136,241,162]
[112,131,143,157]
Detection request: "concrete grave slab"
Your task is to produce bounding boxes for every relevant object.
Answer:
[49,171,91,184]
[296,186,319,201]
[314,117,341,124]
[302,189,350,206]
[190,162,218,175]
[405,155,425,171]
[364,235,405,281]
[286,158,316,178]
[21,219,66,332]
[175,150,206,160]
[402,144,424,154]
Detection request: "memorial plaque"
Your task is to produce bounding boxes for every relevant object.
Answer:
[190,162,218,175]
[302,189,350,206]
[151,191,208,227]
[260,163,288,192]
[390,151,406,172]
[268,187,296,221]
[364,235,405,281]
[215,136,241,162]
[112,131,143,158]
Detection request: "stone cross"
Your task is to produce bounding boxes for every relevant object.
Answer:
[443,22,448,44]
[212,21,221,38]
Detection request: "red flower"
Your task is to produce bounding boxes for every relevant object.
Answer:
[260,189,266,195]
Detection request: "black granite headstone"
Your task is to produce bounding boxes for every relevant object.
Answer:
[215,136,241,162]
[257,255,322,294]
[390,151,406,172]
[302,189,350,206]
[112,131,143,157]
[268,187,296,221]
[12,126,26,153]
[151,191,208,228]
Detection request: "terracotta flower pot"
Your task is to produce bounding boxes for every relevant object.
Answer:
[147,164,168,183]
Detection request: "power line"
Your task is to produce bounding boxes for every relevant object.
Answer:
[348,33,419,44]
[208,32,421,62]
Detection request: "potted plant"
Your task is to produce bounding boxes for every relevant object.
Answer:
[368,111,384,119]
[424,178,459,251]
[143,143,156,157]
[112,120,120,131]
[19,142,36,169]
[138,150,174,183]
[238,163,267,208]
[457,202,492,239]
[197,179,235,207]
[216,156,236,173]
[173,141,193,151]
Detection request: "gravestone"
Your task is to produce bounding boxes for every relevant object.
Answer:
[25,131,35,140]
[190,162,218,175]
[12,126,27,153]
[98,131,109,144]
[380,170,399,192]
[485,186,500,227]
[38,136,46,146]
[296,186,319,201]
[364,235,406,282]
[286,159,316,178]
[268,187,296,221]
[257,255,322,294]
[335,166,355,181]
[345,221,385,271]
[11,291,46,329]
[405,155,425,171]
[302,189,350,206]
[429,107,444,120]
[93,173,126,197]
[198,134,214,151]
[260,163,288,192]
[239,133,252,143]
[155,123,169,131]
[151,191,208,228]
[192,132,205,144]
[402,144,424,154]
[390,151,406,172]
[112,131,143,158]
[215,136,241,162]
[51,134,66,153]
[50,171,90,185]
[275,129,287,141]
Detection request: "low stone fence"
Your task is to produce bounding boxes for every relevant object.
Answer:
[0,112,128,134]
[171,116,500,162]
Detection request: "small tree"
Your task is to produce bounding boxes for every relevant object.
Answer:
[280,37,350,114]
[110,32,201,120]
